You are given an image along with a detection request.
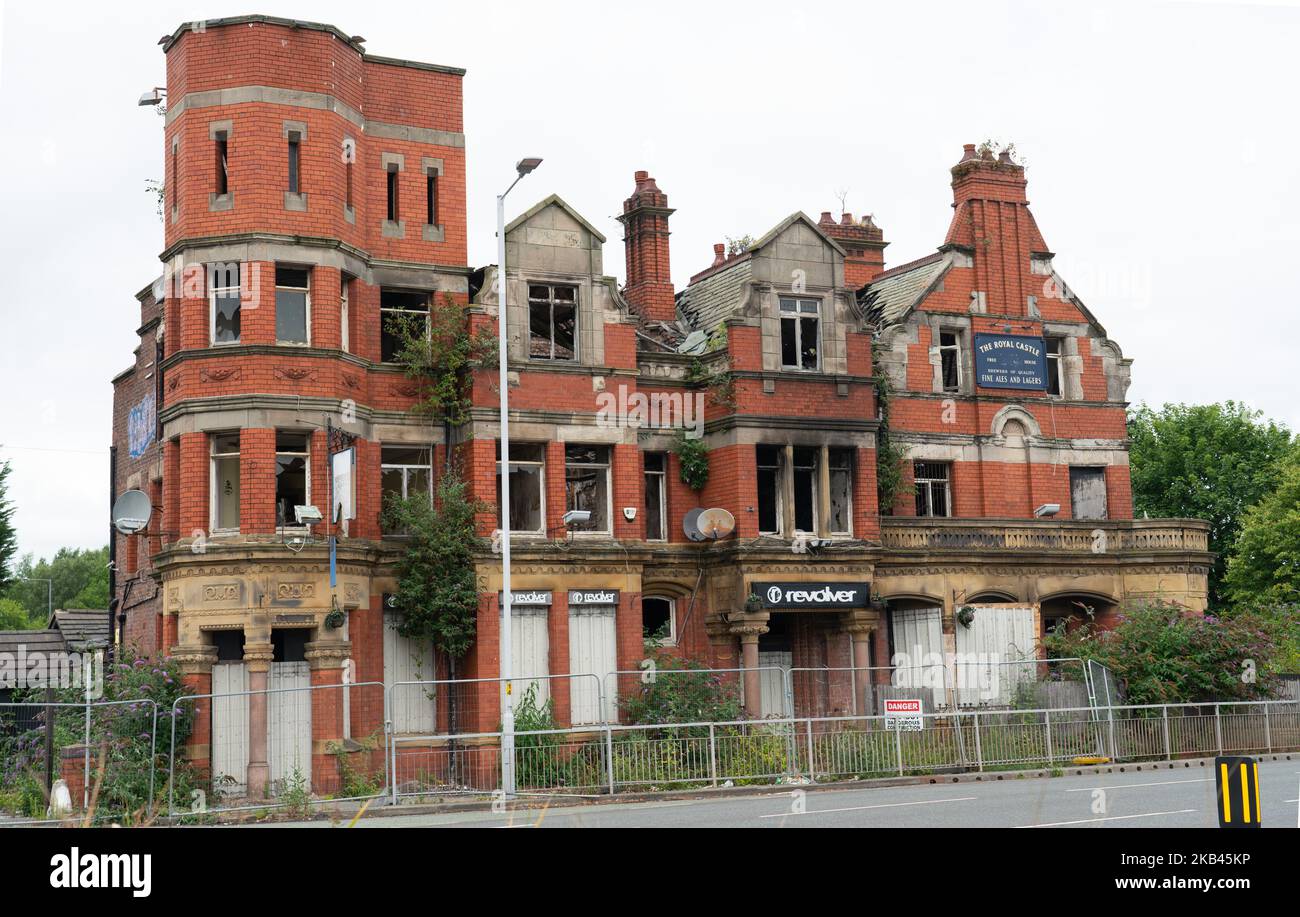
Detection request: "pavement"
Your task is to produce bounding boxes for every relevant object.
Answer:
[266,757,1300,828]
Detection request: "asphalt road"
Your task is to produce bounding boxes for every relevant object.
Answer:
[278,758,1300,828]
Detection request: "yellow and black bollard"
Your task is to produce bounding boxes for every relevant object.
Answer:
[1215,756,1261,828]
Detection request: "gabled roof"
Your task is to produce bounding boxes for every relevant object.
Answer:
[48,609,111,651]
[505,194,607,243]
[751,211,847,257]
[0,629,67,658]
[859,252,951,327]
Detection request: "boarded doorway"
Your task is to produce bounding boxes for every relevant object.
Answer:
[269,628,312,792]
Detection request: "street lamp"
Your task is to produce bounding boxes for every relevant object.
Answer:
[497,156,542,798]
[22,578,53,624]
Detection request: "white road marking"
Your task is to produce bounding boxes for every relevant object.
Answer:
[1064,778,1210,792]
[1016,809,1196,828]
[759,796,977,819]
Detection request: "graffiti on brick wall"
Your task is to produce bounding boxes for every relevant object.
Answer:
[128,392,156,458]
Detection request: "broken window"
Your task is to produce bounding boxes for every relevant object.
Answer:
[287,131,301,193]
[386,166,400,221]
[792,446,819,533]
[644,452,666,541]
[272,628,310,663]
[914,461,951,517]
[828,447,853,535]
[210,433,240,531]
[381,446,432,521]
[275,432,310,527]
[1069,466,1108,520]
[528,284,577,360]
[939,332,961,392]
[496,442,545,534]
[214,130,229,195]
[275,265,310,345]
[642,596,675,644]
[209,262,241,345]
[757,445,783,534]
[779,297,819,370]
[565,445,610,533]
[1046,336,1063,396]
[380,289,429,363]
[344,143,354,209]
[340,276,351,353]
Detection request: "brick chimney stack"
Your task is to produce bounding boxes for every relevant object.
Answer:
[943,143,1050,316]
[817,210,887,289]
[618,171,677,324]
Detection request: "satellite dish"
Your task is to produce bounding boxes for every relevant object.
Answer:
[111,490,153,535]
[677,330,708,356]
[683,508,706,542]
[695,508,736,540]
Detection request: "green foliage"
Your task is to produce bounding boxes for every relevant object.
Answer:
[145,179,165,222]
[1128,402,1293,604]
[1042,601,1283,705]
[386,293,497,427]
[3,545,110,622]
[618,644,742,727]
[725,235,755,256]
[0,459,16,590]
[870,341,911,514]
[1225,446,1300,608]
[327,733,384,799]
[672,429,710,492]
[382,472,485,660]
[0,597,34,630]
[278,768,311,818]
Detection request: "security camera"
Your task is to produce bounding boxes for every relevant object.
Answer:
[563,509,591,527]
[1034,503,1061,518]
[622,507,637,521]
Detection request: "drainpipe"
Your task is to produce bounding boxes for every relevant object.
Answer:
[108,444,117,665]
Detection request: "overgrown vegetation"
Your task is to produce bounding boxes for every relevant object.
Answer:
[618,643,742,727]
[870,340,911,514]
[1225,446,1300,609]
[671,429,710,492]
[385,292,498,427]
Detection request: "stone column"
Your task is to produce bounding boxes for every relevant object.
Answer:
[305,640,352,795]
[844,609,880,716]
[242,640,274,799]
[171,645,218,777]
[729,613,769,719]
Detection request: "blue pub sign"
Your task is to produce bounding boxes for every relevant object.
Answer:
[973,333,1048,391]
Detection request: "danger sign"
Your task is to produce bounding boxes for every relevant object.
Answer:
[884,698,923,731]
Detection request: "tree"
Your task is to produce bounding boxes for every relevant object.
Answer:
[1225,447,1300,608]
[0,598,34,630]
[1127,402,1293,604]
[0,459,17,590]
[2,545,109,622]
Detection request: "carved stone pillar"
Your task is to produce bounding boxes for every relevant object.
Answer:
[305,640,352,795]
[171,645,218,773]
[844,609,881,716]
[728,613,769,719]
[242,640,274,799]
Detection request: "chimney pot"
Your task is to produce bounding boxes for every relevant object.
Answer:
[960,143,978,162]
[712,243,726,266]
[634,170,649,181]
[841,212,854,225]
[820,211,834,224]
[998,149,1014,165]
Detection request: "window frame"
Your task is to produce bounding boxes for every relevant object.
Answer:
[214,131,229,196]
[756,444,784,535]
[641,596,677,646]
[380,288,431,364]
[381,446,434,533]
[643,452,667,542]
[287,131,301,194]
[274,264,311,346]
[914,461,952,518]
[208,262,242,346]
[939,331,962,393]
[1045,336,1064,397]
[386,166,400,222]
[827,447,854,537]
[209,433,241,533]
[340,276,351,354]
[496,442,547,536]
[526,283,579,362]
[779,297,821,371]
[274,432,312,530]
[426,172,438,227]
[791,446,820,535]
[564,444,612,535]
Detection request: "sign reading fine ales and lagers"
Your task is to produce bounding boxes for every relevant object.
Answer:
[974,333,1048,391]
[884,698,924,731]
[755,582,871,608]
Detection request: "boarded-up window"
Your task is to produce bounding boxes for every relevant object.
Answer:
[1069,467,1108,520]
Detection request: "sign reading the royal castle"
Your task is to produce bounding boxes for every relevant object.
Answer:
[974,333,1048,391]
[755,582,870,608]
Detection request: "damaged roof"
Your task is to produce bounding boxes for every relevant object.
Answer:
[858,252,951,328]
[676,257,752,335]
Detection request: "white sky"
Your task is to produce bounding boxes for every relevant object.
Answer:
[0,0,1296,562]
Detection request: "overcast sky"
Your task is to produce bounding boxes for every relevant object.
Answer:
[0,0,1297,562]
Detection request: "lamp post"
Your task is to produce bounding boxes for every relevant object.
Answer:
[497,157,542,798]
[23,577,53,624]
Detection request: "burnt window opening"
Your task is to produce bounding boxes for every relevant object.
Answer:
[210,432,240,531]
[381,446,433,533]
[644,452,667,541]
[757,445,783,535]
[1046,337,1063,396]
[565,444,611,533]
[386,166,400,221]
[939,332,961,392]
[274,265,310,345]
[828,447,853,535]
[914,461,951,517]
[496,442,545,534]
[272,628,310,663]
[779,297,819,370]
[214,131,229,195]
[287,131,301,193]
[642,596,675,644]
[1069,466,1108,520]
[426,173,438,226]
[380,289,429,363]
[792,446,819,533]
[209,262,241,344]
[527,284,577,360]
[275,432,310,527]
[212,630,243,662]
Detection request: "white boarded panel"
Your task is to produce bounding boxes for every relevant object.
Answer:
[955,605,1037,707]
[757,651,791,718]
[211,663,248,796]
[569,604,616,724]
[268,661,312,793]
[384,613,435,734]
[890,607,943,680]
[503,606,550,712]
